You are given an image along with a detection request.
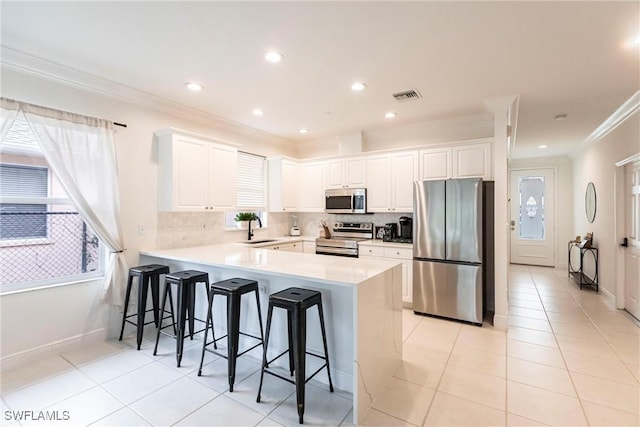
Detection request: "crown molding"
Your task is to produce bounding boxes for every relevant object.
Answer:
[0,46,292,145]
[583,90,640,147]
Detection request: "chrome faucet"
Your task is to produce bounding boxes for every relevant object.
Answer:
[247,216,262,241]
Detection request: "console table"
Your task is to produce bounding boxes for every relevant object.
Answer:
[568,241,599,291]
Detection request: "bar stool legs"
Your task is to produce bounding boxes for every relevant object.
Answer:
[153,270,209,367]
[118,264,169,350]
[257,288,333,424]
[198,278,264,392]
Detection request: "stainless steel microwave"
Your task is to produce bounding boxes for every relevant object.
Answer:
[324,188,367,214]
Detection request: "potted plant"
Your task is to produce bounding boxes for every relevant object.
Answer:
[234,212,258,229]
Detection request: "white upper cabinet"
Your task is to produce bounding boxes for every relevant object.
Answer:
[366,154,392,212]
[268,157,299,212]
[452,143,492,180]
[157,129,237,212]
[325,157,366,189]
[420,141,492,181]
[420,147,452,181]
[367,151,418,213]
[299,161,326,212]
[392,151,419,212]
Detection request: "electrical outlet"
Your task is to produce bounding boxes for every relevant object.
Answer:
[137,224,146,236]
[259,284,267,294]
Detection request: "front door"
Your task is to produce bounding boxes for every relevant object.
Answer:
[509,168,555,266]
[624,160,640,320]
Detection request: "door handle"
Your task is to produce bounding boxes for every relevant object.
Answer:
[510,219,515,231]
[620,237,628,248]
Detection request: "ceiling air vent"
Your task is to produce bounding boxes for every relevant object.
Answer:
[392,89,422,102]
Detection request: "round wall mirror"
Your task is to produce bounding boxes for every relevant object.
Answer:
[585,182,596,223]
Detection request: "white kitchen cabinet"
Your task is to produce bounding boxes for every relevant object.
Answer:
[366,151,418,213]
[452,143,492,180]
[420,142,492,181]
[325,157,366,189]
[392,151,419,212]
[299,161,326,212]
[268,157,299,212]
[365,154,391,212]
[360,242,413,306]
[303,241,316,254]
[156,128,237,212]
[263,241,303,252]
[419,147,452,181]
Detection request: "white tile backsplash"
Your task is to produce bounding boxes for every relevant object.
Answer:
[156,211,412,248]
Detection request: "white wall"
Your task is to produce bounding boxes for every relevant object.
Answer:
[509,156,574,269]
[296,113,493,158]
[572,110,639,296]
[0,69,294,361]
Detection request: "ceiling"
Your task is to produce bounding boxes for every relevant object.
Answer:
[1,1,638,159]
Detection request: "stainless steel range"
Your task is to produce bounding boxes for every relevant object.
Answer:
[315,222,374,258]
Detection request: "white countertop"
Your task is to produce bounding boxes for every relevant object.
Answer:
[140,242,400,287]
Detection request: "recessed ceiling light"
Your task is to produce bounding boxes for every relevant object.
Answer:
[554,113,568,121]
[299,128,309,134]
[351,82,367,91]
[385,112,397,119]
[185,82,203,91]
[265,51,284,63]
[538,144,548,149]
[252,109,264,116]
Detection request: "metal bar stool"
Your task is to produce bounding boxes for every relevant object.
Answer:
[256,287,334,424]
[118,264,170,350]
[153,270,209,367]
[197,278,265,391]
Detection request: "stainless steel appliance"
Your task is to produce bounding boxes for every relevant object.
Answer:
[315,222,373,257]
[382,223,398,242]
[412,178,494,325]
[324,188,367,214]
[399,216,413,241]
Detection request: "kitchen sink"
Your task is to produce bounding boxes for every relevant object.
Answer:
[243,239,277,244]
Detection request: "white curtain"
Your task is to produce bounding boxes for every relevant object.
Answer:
[1,98,128,306]
[0,99,20,141]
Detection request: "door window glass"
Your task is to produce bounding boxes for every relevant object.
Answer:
[518,176,545,240]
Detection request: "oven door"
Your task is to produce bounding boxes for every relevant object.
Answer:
[315,246,358,257]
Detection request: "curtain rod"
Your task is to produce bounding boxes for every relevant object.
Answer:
[1,97,127,128]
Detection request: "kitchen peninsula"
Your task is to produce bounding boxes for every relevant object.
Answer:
[139,243,403,423]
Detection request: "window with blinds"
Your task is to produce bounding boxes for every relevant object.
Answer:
[0,117,103,291]
[224,151,268,229]
[236,152,266,209]
[0,164,49,239]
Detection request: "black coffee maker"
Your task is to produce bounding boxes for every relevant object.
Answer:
[399,216,413,241]
[382,223,397,242]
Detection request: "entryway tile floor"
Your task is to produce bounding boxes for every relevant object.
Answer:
[1,265,639,426]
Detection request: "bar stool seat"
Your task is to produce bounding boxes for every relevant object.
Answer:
[198,278,265,392]
[118,264,170,350]
[257,287,334,424]
[153,270,209,367]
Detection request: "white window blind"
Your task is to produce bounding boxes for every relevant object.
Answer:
[236,152,266,209]
[0,164,48,197]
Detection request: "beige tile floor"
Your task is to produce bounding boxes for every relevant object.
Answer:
[1,265,639,426]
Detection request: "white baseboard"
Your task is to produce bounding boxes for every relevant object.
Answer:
[0,328,108,372]
[493,314,508,331]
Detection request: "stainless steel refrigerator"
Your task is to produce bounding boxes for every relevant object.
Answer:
[412,178,493,325]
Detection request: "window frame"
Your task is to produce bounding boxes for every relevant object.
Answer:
[0,117,105,294]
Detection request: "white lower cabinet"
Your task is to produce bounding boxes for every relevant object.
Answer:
[360,243,413,306]
[263,241,303,252]
[303,241,316,254]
